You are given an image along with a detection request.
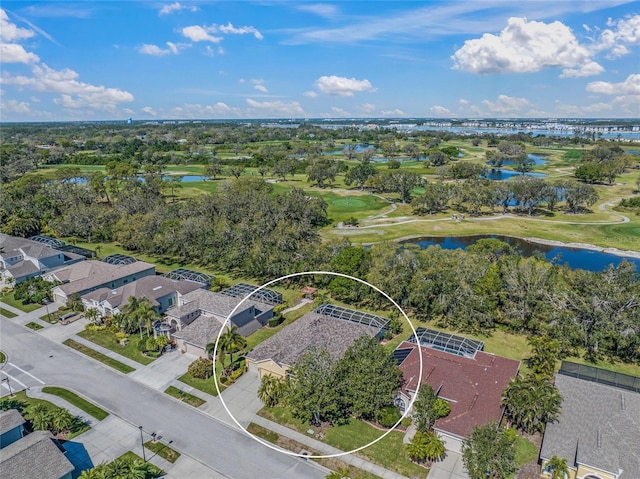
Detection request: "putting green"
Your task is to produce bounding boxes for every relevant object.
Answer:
[330,198,369,209]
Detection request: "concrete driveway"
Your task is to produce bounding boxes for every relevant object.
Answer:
[428,452,470,479]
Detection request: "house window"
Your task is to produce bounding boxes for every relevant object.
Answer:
[394,396,407,413]
[168,297,174,306]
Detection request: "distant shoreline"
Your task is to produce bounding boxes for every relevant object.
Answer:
[523,237,640,259]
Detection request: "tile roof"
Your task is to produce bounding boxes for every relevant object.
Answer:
[246,311,379,368]
[540,373,640,476]
[0,430,74,479]
[172,313,223,349]
[397,341,520,438]
[82,275,202,310]
[1,234,58,260]
[51,260,155,296]
[0,409,25,435]
[166,289,272,321]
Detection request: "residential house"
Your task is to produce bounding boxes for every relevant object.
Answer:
[0,409,25,448]
[0,233,85,285]
[168,289,274,356]
[394,328,520,453]
[539,362,640,479]
[45,260,155,304]
[245,304,387,379]
[0,428,74,479]
[81,275,204,317]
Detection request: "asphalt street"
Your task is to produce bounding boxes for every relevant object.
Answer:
[0,319,326,479]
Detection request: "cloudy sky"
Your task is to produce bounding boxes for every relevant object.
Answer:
[1,1,638,121]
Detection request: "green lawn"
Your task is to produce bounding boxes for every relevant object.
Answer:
[177,363,227,397]
[0,351,5,363]
[164,385,205,407]
[0,292,41,312]
[42,386,109,420]
[63,339,135,374]
[25,321,44,330]
[144,440,181,463]
[0,306,17,318]
[39,311,61,324]
[259,407,427,478]
[77,329,155,365]
[514,435,538,466]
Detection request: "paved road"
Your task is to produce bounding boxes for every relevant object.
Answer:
[0,319,326,479]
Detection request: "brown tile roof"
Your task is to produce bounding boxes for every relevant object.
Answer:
[246,312,379,369]
[0,430,74,479]
[398,341,520,438]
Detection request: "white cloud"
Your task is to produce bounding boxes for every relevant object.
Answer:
[297,4,339,18]
[171,102,238,118]
[219,22,263,40]
[0,43,40,63]
[458,98,469,105]
[581,102,613,113]
[595,14,640,56]
[430,105,452,117]
[331,106,349,116]
[304,90,318,98]
[0,9,35,42]
[560,60,605,78]
[182,22,262,43]
[139,42,188,56]
[251,79,268,93]
[182,25,222,43]
[359,103,376,113]
[380,109,406,117]
[314,75,375,96]
[1,98,30,114]
[482,94,531,113]
[586,74,640,95]
[246,98,304,116]
[159,2,199,15]
[141,106,157,116]
[452,17,596,77]
[1,63,134,111]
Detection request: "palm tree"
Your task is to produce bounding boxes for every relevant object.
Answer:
[136,298,156,337]
[78,464,108,479]
[257,374,286,407]
[122,296,143,337]
[406,431,430,463]
[51,408,74,435]
[546,455,569,479]
[502,374,562,435]
[26,404,52,431]
[222,325,247,368]
[423,431,446,461]
[84,307,100,324]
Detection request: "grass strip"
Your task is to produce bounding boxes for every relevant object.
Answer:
[164,385,205,407]
[42,386,109,420]
[0,306,18,318]
[63,339,135,374]
[25,321,44,330]
[0,293,41,312]
[144,440,181,463]
[78,329,155,365]
[247,423,383,479]
[0,351,6,363]
[116,451,164,476]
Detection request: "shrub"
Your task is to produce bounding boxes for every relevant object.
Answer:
[220,376,229,384]
[145,337,158,352]
[137,340,148,353]
[268,316,282,328]
[388,317,403,335]
[228,369,244,382]
[115,332,129,341]
[155,335,168,349]
[188,358,214,379]
[401,417,412,428]
[146,351,161,358]
[85,324,106,331]
[343,216,359,226]
[273,304,288,315]
[376,406,402,428]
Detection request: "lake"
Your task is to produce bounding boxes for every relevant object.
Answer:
[402,235,640,272]
[485,169,547,180]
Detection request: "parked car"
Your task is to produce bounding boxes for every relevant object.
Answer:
[59,312,77,324]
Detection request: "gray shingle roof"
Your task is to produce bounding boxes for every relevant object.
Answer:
[246,311,379,368]
[0,409,25,435]
[172,313,223,349]
[82,275,202,310]
[0,430,74,479]
[540,374,640,476]
[51,260,155,296]
[166,289,272,321]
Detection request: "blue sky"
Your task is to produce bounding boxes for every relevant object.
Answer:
[1,1,639,121]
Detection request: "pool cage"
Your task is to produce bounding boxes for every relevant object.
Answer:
[314,303,390,332]
[29,235,65,249]
[162,268,212,287]
[220,282,283,305]
[100,254,139,266]
[407,327,484,358]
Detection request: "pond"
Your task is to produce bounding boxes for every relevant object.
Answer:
[487,153,548,167]
[484,169,547,180]
[68,175,207,184]
[402,235,640,272]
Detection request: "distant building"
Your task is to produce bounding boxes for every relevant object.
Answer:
[45,257,155,304]
[0,234,85,285]
[246,304,387,379]
[394,328,520,453]
[81,275,204,317]
[540,362,640,479]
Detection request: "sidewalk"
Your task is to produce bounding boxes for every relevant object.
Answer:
[28,386,100,427]
[68,335,141,371]
[129,350,195,391]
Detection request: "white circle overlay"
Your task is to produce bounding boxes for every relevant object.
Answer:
[213,270,423,459]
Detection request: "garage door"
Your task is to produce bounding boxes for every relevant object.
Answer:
[439,432,463,454]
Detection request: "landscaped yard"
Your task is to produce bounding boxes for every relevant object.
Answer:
[177,363,227,397]
[42,386,109,420]
[0,292,41,312]
[63,339,135,374]
[514,435,538,466]
[258,406,427,478]
[25,321,44,330]
[0,306,17,318]
[78,329,155,365]
[164,385,205,407]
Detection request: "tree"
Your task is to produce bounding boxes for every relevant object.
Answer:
[257,374,287,407]
[26,404,52,431]
[525,335,561,378]
[412,182,450,215]
[461,422,517,479]
[272,159,297,180]
[385,171,422,203]
[219,326,247,371]
[428,149,448,166]
[204,161,224,180]
[412,384,451,433]
[406,431,446,463]
[307,160,337,187]
[227,165,245,179]
[501,374,562,434]
[334,336,403,420]
[287,348,344,425]
[545,455,569,479]
[51,408,74,435]
[344,162,378,189]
